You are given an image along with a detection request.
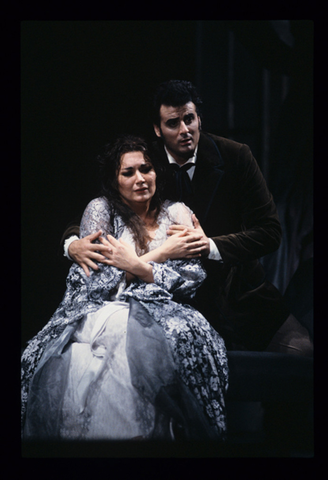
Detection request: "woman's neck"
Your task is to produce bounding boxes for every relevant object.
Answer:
[121,198,158,233]
[124,198,152,222]
[138,209,157,228]
[133,204,159,235]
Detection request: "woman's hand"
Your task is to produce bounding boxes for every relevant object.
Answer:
[100,235,153,283]
[100,235,139,271]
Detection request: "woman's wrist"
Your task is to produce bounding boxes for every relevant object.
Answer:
[158,245,170,262]
[139,245,169,265]
[131,258,154,283]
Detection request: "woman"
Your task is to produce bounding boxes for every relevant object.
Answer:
[21,135,228,441]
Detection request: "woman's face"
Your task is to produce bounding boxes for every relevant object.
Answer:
[117,151,156,209]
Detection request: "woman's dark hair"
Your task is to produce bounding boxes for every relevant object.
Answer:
[98,134,164,254]
[152,79,203,127]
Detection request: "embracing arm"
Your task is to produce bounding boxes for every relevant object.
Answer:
[66,231,112,276]
[169,144,281,266]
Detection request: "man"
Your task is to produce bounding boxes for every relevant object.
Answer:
[65,80,312,354]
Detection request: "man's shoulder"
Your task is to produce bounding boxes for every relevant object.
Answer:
[199,132,253,166]
[200,132,244,152]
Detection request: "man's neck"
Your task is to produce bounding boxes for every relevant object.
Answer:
[164,145,198,166]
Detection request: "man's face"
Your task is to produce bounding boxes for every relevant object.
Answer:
[154,102,201,165]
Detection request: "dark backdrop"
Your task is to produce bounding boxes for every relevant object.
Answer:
[21,20,313,347]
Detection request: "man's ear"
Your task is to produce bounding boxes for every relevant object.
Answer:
[153,124,161,138]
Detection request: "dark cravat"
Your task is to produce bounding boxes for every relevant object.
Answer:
[169,163,193,202]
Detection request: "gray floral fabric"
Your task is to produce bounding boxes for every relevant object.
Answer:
[21,197,228,437]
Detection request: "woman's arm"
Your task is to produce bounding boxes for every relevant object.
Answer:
[98,227,207,284]
[100,227,205,262]
[97,229,206,284]
[101,208,207,298]
[101,235,154,283]
[67,216,208,276]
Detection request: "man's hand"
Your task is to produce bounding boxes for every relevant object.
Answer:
[166,214,211,257]
[68,230,112,277]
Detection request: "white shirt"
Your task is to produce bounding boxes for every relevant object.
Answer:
[165,145,197,180]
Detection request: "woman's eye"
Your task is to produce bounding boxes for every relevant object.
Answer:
[140,166,152,174]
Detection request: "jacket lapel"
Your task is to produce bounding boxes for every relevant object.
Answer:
[191,133,225,223]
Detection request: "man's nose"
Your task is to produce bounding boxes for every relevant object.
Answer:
[179,121,189,135]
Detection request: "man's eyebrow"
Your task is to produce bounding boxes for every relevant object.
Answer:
[165,116,179,123]
[165,113,194,124]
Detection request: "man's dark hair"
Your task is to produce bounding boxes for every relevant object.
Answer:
[152,80,203,127]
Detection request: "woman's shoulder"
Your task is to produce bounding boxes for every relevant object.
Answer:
[83,196,111,217]
[162,200,193,226]
[80,196,114,237]
[85,196,109,209]
[164,199,193,213]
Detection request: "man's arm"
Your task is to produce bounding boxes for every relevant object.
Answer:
[212,143,282,265]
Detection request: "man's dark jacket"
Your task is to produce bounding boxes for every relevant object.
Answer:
[150,132,289,351]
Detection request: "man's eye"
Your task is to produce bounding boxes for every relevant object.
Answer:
[167,120,178,128]
[184,115,194,125]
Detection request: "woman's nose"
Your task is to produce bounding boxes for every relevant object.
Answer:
[135,170,145,182]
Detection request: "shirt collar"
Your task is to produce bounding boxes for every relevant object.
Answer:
[164,145,198,167]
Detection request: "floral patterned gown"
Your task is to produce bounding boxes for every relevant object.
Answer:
[21,198,228,441]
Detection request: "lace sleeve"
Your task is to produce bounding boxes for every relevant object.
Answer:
[78,196,126,293]
[80,197,113,238]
